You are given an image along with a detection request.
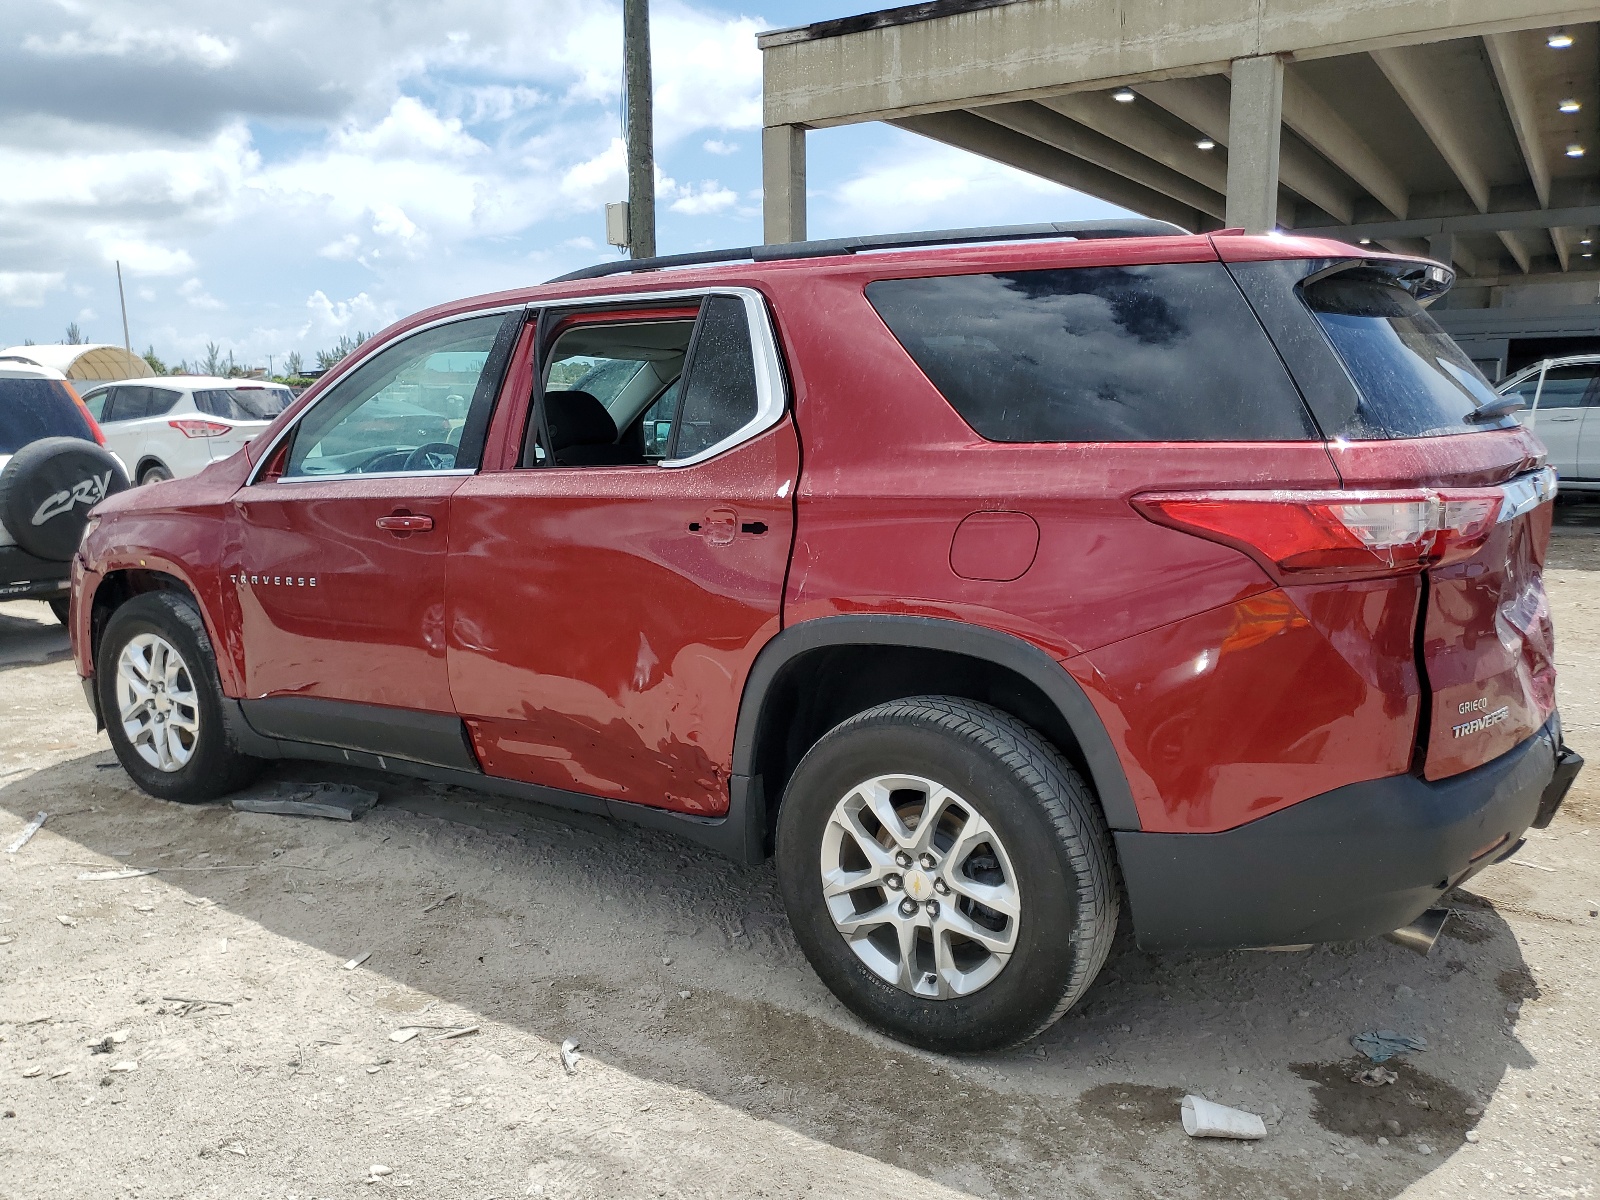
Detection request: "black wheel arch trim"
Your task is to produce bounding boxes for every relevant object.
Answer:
[732,614,1141,831]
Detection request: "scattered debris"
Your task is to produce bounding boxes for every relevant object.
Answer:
[1352,1030,1428,1063]
[1180,1094,1267,1140]
[21,1067,42,1078]
[343,951,372,971]
[109,1061,137,1073]
[47,1068,71,1080]
[678,990,691,1000]
[368,1165,393,1182]
[1355,1065,1399,1087]
[4,812,46,854]
[222,1142,246,1156]
[231,782,379,821]
[560,1039,582,1074]
[77,868,157,881]
[1508,859,1557,872]
[389,1027,423,1044]
[436,1026,478,1041]
[88,1030,129,1054]
[0,935,14,945]
[160,996,235,1017]
[421,891,458,914]
[55,915,77,927]
[1465,1130,1480,1143]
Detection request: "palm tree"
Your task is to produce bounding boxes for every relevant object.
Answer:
[64,322,85,345]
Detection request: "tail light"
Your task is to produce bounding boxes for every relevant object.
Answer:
[1134,470,1554,581]
[169,418,232,438]
[62,381,107,446]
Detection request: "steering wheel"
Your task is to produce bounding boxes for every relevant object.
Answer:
[402,442,459,472]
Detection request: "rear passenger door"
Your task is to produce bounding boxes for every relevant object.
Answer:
[446,290,798,816]
[1510,365,1592,479]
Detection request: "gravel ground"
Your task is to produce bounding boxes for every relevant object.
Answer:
[1,508,1598,1200]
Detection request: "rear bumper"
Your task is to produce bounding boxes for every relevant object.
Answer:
[0,547,71,601]
[1117,716,1575,952]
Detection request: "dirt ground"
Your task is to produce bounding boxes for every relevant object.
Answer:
[2,509,1598,1200]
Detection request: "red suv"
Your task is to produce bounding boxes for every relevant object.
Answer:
[70,222,1583,1052]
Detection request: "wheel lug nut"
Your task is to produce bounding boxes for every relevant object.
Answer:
[925,900,939,916]
[885,873,902,891]
[934,878,949,895]
[918,853,936,870]
[898,898,918,918]
[895,851,912,869]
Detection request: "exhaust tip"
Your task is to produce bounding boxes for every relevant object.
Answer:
[1386,907,1450,956]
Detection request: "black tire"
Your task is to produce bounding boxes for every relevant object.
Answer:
[97,591,261,803]
[48,597,71,625]
[775,696,1118,1053]
[138,463,173,485]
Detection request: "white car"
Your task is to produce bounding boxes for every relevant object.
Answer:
[1497,355,1600,491]
[77,376,295,484]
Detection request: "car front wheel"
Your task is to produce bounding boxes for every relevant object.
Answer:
[776,696,1119,1053]
[97,591,260,802]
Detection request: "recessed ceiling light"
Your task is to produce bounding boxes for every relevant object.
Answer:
[1559,98,1582,113]
[1112,88,1136,103]
[1583,238,1595,245]
[1567,143,1586,158]
[1548,31,1574,48]
[1359,237,1372,245]
[1196,138,1216,150]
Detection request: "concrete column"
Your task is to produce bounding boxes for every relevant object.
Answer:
[1225,56,1285,233]
[763,125,806,245]
[1428,231,1456,268]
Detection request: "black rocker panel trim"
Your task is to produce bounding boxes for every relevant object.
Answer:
[732,614,1140,831]
[221,700,764,864]
[239,696,480,773]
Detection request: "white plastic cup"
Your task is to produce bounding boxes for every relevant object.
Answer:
[1181,1094,1268,1140]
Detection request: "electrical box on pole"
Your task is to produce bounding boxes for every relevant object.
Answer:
[605,202,631,250]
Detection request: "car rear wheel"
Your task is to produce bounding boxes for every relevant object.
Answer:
[138,463,173,485]
[97,591,261,802]
[48,597,70,626]
[775,696,1119,1053]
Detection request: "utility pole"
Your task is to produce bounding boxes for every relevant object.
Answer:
[622,0,655,258]
[115,260,131,356]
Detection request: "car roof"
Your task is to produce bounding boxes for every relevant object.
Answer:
[1500,355,1600,385]
[0,357,70,381]
[86,375,291,390]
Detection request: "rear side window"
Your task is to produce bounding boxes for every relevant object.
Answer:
[865,263,1316,442]
[195,387,294,420]
[1303,277,1505,438]
[1503,365,1600,411]
[672,295,761,458]
[0,378,95,453]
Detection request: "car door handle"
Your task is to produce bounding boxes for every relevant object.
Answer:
[376,513,434,533]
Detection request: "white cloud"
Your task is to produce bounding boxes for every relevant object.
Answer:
[179,277,225,310]
[703,139,739,156]
[0,271,64,306]
[670,181,737,216]
[23,25,239,69]
[335,97,486,160]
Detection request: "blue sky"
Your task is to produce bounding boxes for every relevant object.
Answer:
[0,0,1125,371]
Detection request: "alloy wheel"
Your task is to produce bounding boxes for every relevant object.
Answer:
[819,773,1021,999]
[116,632,200,772]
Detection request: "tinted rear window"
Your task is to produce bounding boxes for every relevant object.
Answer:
[0,378,95,453]
[194,387,293,421]
[865,263,1316,442]
[1303,277,1505,438]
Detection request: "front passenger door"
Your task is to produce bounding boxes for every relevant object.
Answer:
[224,310,520,751]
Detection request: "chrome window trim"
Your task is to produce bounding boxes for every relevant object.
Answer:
[271,468,477,485]
[533,285,786,469]
[244,303,525,488]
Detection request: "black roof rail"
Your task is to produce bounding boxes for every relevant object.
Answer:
[547,218,1190,284]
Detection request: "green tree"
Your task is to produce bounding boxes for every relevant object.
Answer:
[142,345,167,375]
[64,322,84,345]
[201,342,224,376]
[284,351,303,377]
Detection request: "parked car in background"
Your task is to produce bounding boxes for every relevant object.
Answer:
[77,377,295,484]
[0,357,127,621]
[1497,355,1600,490]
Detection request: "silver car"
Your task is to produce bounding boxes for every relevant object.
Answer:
[1497,355,1600,491]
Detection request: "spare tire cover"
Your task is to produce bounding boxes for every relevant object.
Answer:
[0,437,130,561]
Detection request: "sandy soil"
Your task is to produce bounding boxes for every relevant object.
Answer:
[1,511,1598,1199]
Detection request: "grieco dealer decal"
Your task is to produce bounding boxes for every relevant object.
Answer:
[32,472,114,525]
[230,573,318,587]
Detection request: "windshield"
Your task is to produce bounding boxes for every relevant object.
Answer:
[1303,276,1506,438]
[0,377,96,453]
[194,386,293,421]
